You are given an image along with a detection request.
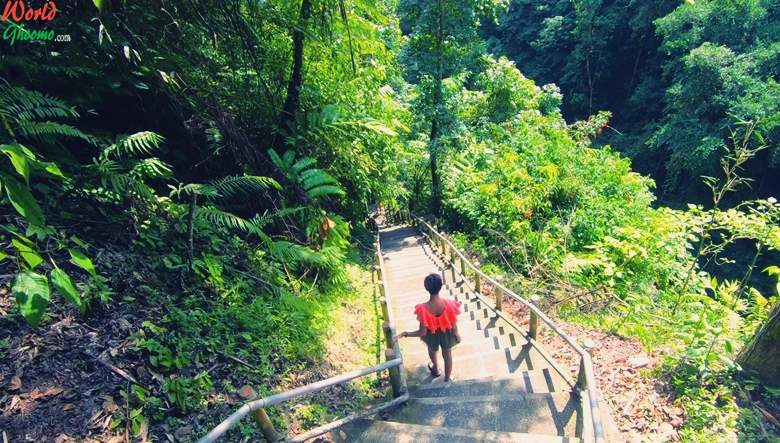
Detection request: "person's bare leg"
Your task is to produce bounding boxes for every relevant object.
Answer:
[428,348,440,375]
[443,348,453,381]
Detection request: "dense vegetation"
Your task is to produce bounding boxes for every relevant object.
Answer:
[1,0,405,440]
[488,0,780,203]
[1,0,779,441]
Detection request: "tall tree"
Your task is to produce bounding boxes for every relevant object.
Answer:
[276,0,314,150]
[399,0,494,216]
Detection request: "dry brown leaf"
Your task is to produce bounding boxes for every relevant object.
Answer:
[28,387,64,401]
[62,403,77,411]
[44,387,64,398]
[102,399,119,413]
[8,376,21,391]
[4,395,20,416]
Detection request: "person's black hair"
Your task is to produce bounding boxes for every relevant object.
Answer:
[424,273,443,295]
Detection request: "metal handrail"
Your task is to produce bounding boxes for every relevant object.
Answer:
[197,220,408,442]
[197,359,404,443]
[376,234,396,327]
[410,213,606,443]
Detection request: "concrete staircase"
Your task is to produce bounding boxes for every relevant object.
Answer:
[331,226,583,442]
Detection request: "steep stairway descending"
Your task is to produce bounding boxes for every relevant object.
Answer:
[331,225,584,443]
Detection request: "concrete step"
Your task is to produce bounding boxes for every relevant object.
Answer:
[386,393,579,437]
[331,418,581,443]
[402,343,556,383]
[409,370,568,396]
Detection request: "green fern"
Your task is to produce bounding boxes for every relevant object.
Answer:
[268,148,344,200]
[264,239,324,265]
[103,131,164,159]
[0,85,96,145]
[209,175,281,197]
[250,207,305,229]
[90,131,171,203]
[172,175,281,202]
[197,206,262,235]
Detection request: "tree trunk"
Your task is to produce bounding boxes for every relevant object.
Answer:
[275,0,312,150]
[429,0,444,218]
[429,118,440,217]
[187,192,198,268]
[738,300,780,387]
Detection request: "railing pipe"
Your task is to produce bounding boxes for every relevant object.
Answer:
[412,215,605,443]
[197,358,404,443]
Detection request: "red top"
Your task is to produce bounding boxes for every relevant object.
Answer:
[414,299,461,333]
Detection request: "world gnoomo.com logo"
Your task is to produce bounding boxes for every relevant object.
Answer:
[2,0,71,46]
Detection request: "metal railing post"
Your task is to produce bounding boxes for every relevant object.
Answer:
[411,216,604,443]
[379,290,390,324]
[577,357,588,389]
[386,348,403,397]
[382,321,394,349]
[529,311,539,339]
[239,386,279,442]
[448,243,457,282]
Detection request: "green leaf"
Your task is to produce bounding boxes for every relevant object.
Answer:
[50,267,86,315]
[2,174,45,226]
[362,120,398,136]
[12,239,43,269]
[69,249,97,277]
[93,0,104,11]
[39,161,65,179]
[13,271,51,328]
[1,144,32,183]
[0,251,8,262]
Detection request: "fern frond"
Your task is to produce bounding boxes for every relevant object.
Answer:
[130,158,173,180]
[301,169,339,190]
[105,131,164,159]
[175,183,220,200]
[209,175,282,198]
[282,150,295,167]
[268,148,285,170]
[127,179,157,201]
[197,206,260,235]
[266,240,324,265]
[292,158,317,174]
[250,207,305,229]
[15,121,96,144]
[307,185,345,199]
[0,86,79,120]
[94,158,122,176]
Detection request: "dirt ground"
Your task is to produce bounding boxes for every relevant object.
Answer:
[502,297,684,443]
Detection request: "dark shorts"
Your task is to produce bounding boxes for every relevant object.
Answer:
[421,329,460,353]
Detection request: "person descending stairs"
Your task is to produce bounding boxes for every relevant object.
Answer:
[332,224,591,442]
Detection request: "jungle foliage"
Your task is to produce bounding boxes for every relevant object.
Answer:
[488,0,780,203]
[1,0,407,439]
[393,0,780,440]
[1,0,780,441]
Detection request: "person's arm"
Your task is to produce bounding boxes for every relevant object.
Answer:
[394,321,427,341]
[452,323,461,342]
